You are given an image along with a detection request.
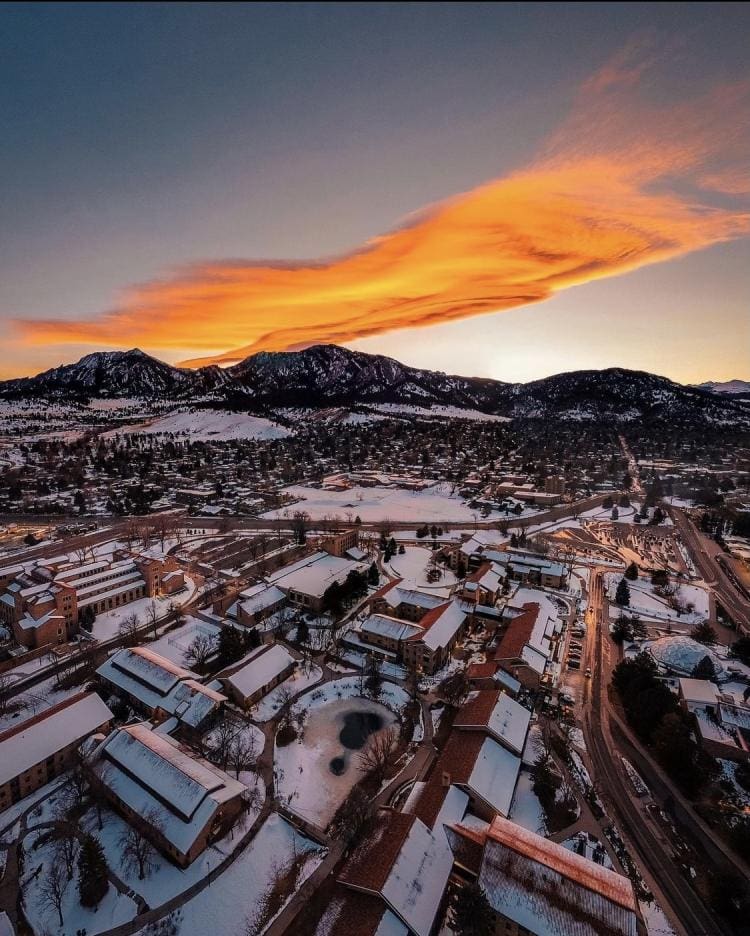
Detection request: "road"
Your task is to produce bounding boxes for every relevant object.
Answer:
[583,566,730,936]
[668,506,750,634]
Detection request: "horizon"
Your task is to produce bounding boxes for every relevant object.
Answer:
[1,4,748,383]
[3,341,747,388]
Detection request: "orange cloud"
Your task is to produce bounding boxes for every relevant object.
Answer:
[16,43,750,368]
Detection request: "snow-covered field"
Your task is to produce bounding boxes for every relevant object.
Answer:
[263,482,496,522]
[384,545,456,591]
[105,408,292,441]
[605,573,710,625]
[175,813,324,936]
[275,676,409,827]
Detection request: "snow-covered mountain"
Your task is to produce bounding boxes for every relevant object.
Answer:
[695,380,750,396]
[1,344,747,426]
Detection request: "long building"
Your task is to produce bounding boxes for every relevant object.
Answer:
[0,691,113,810]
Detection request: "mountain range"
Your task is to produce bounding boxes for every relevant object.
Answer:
[0,345,747,426]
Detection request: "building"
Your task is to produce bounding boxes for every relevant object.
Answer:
[453,689,531,756]
[320,528,360,558]
[335,810,454,936]
[679,678,750,762]
[87,723,246,867]
[493,595,560,690]
[218,642,296,708]
[356,595,468,675]
[545,475,567,495]
[227,583,287,629]
[268,551,367,613]
[401,601,468,674]
[369,579,447,622]
[446,815,639,936]
[0,692,113,811]
[0,552,184,648]
[433,731,521,820]
[96,647,226,735]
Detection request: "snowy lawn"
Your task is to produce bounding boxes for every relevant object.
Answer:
[605,573,709,625]
[146,617,220,665]
[275,677,408,828]
[76,778,265,910]
[22,828,138,935]
[251,665,323,721]
[384,545,456,590]
[175,813,325,936]
[91,577,196,642]
[508,769,546,835]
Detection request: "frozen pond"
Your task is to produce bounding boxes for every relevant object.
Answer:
[276,695,397,827]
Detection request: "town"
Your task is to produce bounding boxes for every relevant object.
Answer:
[0,401,749,936]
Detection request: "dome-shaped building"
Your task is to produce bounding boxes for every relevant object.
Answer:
[647,635,725,679]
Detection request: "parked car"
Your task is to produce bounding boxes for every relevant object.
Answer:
[585,668,592,678]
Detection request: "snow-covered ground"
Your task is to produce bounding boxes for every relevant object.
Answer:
[105,408,292,441]
[605,573,710,625]
[262,482,503,522]
[146,616,220,665]
[22,826,138,936]
[174,813,324,936]
[508,769,545,835]
[365,403,511,423]
[90,576,196,642]
[275,677,408,827]
[384,545,456,591]
[75,780,264,910]
[252,664,323,721]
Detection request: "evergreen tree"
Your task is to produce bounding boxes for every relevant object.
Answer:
[295,618,310,646]
[452,882,495,936]
[77,834,109,908]
[624,562,638,581]
[692,655,716,680]
[691,621,718,646]
[615,578,630,607]
[368,562,380,586]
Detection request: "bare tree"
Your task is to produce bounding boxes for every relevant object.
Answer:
[329,786,374,842]
[0,673,15,718]
[228,730,259,779]
[145,600,160,639]
[184,633,214,671]
[55,826,79,881]
[357,726,399,785]
[205,720,235,771]
[120,814,159,880]
[117,612,140,647]
[37,859,67,927]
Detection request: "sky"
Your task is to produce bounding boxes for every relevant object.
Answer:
[0,2,748,384]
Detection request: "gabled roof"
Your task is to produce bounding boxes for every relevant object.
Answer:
[494,603,540,660]
[471,815,638,936]
[454,690,531,755]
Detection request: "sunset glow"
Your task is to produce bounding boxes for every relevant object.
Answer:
[15,46,750,371]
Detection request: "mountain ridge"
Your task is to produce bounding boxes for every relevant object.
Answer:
[0,344,747,426]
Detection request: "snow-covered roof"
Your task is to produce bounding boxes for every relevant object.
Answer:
[222,643,295,700]
[93,726,243,855]
[648,636,725,678]
[105,646,195,695]
[0,692,113,787]
[381,817,453,936]
[271,552,365,598]
[455,691,531,755]
[474,815,637,936]
[468,737,521,817]
[418,601,466,652]
[237,584,286,616]
[361,614,423,643]
[678,678,720,705]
